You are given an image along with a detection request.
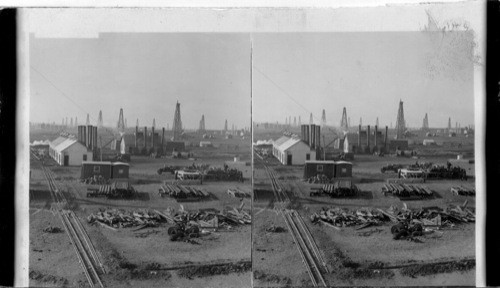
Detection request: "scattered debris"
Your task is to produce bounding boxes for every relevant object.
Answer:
[29,270,68,286]
[253,270,292,285]
[391,222,423,240]
[400,259,475,277]
[265,225,286,233]
[42,225,63,233]
[177,261,251,279]
[310,207,386,228]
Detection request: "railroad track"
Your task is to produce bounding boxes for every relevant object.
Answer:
[264,165,328,287]
[39,162,105,287]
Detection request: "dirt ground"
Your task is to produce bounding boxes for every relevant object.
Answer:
[252,148,476,287]
[29,131,252,288]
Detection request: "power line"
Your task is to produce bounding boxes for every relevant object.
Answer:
[30,65,115,138]
[253,65,321,123]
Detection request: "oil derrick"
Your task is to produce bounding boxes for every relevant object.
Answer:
[294,117,297,127]
[61,118,64,126]
[75,117,78,127]
[285,117,288,126]
[152,118,156,129]
[125,118,127,129]
[321,109,326,127]
[359,117,362,127]
[289,116,292,127]
[309,113,313,125]
[172,101,182,141]
[298,116,301,126]
[448,117,452,132]
[340,107,348,131]
[136,118,139,127]
[376,117,379,127]
[198,115,206,132]
[422,113,429,130]
[224,119,228,132]
[117,108,125,132]
[97,110,103,128]
[86,114,90,125]
[348,117,351,128]
[395,100,406,139]
[65,117,68,127]
[70,117,73,127]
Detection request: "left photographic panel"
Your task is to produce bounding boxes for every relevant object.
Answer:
[26,9,252,288]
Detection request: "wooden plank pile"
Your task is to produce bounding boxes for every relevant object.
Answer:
[87,209,164,229]
[87,205,252,230]
[310,202,475,229]
[310,207,386,227]
[227,188,251,198]
[159,183,210,200]
[451,186,475,196]
[381,183,433,198]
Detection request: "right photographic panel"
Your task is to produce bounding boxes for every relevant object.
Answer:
[251,5,483,287]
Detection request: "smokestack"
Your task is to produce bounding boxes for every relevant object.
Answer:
[82,126,87,147]
[367,125,371,150]
[152,126,155,150]
[358,125,361,148]
[305,125,310,145]
[375,125,378,149]
[135,126,138,148]
[162,127,165,151]
[87,125,93,149]
[385,126,388,153]
[144,127,147,150]
[93,126,97,151]
[310,124,316,149]
[316,125,321,151]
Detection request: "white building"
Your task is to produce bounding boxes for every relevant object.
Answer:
[49,136,93,166]
[272,136,315,165]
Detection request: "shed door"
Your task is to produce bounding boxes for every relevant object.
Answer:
[64,155,69,166]
[287,154,292,165]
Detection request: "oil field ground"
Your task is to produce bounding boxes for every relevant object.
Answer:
[252,131,475,287]
[30,131,252,288]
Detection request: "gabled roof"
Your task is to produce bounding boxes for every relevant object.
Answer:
[54,138,79,152]
[279,138,308,152]
[273,136,291,147]
[50,136,67,149]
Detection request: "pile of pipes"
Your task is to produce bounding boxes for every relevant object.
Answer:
[159,183,210,200]
[204,168,243,182]
[381,183,433,198]
[87,205,251,231]
[311,202,475,229]
[378,202,475,226]
[157,165,182,175]
[227,188,251,198]
[81,175,109,185]
[305,174,332,184]
[426,165,467,180]
[310,207,387,228]
[87,209,164,229]
[451,186,475,196]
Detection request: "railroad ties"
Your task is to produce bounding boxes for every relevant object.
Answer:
[264,165,328,287]
[40,163,105,287]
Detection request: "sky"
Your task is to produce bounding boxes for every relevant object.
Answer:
[252,31,476,129]
[30,33,251,130]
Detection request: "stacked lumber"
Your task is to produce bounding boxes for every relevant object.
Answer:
[227,188,250,198]
[310,202,475,229]
[451,186,475,196]
[87,206,252,230]
[159,184,209,199]
[381,183,433,198]
[310,207,386,227]
[87,209,164,229]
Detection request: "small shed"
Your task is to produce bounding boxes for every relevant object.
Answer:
[304,160,336,179]
[335,161,353,178]
[111,162,130,179]
[423,139,436,146]
[80,161,112,179]
[199,141,213,148]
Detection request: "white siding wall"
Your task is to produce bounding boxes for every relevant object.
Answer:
[286,142,315,165]
[64,143,93,166]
